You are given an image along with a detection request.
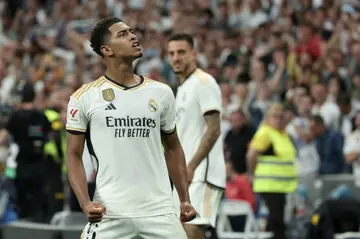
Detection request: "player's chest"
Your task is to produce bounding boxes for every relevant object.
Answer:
[175,87,199,123]
[89,89,162,121]
[175,86,198,109]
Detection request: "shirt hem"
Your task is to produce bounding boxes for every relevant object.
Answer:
[202,108,221,115]
[204,180,226,190]
[66,126,87,133]
[102,210,176,219]
[192,178,226,189]
[161,127,176,135]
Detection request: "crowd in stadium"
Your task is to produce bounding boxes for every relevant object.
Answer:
[0,0,360,237]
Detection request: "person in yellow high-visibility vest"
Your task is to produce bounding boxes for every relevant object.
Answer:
[246,103,297,239]
[44,109,65,221]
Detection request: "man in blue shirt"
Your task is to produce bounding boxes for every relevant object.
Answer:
[309,115,347,174]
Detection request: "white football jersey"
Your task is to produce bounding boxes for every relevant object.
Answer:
[176,68,226,188]
[66,76,176,218]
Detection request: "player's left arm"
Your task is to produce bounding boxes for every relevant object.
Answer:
[163,131,197,222]
[188,76,222,176]
[162,131,190,203]
[187,111,221,173]
[161,86,190,203]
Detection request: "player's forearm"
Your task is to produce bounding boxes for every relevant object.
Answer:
[188,129,220,171]
[246,147,258,174]
[165,146,190,203]
[67,154,90,209]
[345,152,360,163]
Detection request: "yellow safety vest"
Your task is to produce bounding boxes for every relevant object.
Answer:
[44,109,62,163]
[61,130,67,174]
[253,125,298,193]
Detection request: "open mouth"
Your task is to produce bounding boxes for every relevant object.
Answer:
[132,42,140,47]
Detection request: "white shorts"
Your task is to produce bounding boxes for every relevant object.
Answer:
[173,182,224,227]
[81,214,187,239]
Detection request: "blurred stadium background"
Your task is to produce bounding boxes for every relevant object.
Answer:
[0,0,360,238]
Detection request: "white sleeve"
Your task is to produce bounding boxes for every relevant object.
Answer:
[285,123,297,139]
[198,77,222,114]
[343,137,358,154]
[160,87,176,134]
[66,95,88,133]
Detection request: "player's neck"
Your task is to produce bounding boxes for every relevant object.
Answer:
[105,59,137,86]
[178,65,197,84]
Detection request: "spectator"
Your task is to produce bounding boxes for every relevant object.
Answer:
[286,94,320,179]
[246,103,297,239]
[327,74,347,103]
[309,115,347,175]
[0,83,50,222]
[224,109,255,174]
[352,70,360,110]
[231,72,252,116]
[224,160,256,232]
[337,93,355,137]
[225,160,256,211]
[344,111,360,184]
[311,81,341,130]
[220,80,234,138]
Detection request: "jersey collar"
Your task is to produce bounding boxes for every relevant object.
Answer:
[180,68,198,85]
[104,75,145,90]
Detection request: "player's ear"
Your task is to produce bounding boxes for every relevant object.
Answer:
[192,50,197,61]
[100,45,113,57]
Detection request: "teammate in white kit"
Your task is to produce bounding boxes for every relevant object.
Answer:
[66,17,196,239]
[167,34,226,239]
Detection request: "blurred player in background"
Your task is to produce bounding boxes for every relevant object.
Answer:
[66,17,196,239]
[168,33,226,239]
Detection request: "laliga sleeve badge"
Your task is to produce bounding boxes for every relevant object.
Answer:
[68,107,80,124]
[102,88,115,102]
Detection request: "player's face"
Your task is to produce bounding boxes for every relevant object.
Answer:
[101,22,142,59]
[167,40,195,74]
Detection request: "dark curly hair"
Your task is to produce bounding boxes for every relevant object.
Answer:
[90,17,123,57]
[167,33,194,49]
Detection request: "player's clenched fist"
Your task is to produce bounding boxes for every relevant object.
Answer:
[180,202,197,222]
[83,201,106,223]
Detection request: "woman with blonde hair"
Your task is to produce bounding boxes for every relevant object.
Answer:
[246,103,297,239]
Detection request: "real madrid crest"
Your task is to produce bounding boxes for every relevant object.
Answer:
[148,99,158,112]
[102,88,115,102]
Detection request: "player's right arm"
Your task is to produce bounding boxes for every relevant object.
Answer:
[66,93,105,222]
[66,131,89,207]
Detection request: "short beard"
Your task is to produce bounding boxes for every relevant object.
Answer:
[173,63,189,75]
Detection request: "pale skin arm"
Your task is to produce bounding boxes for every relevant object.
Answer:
[0,129,8,145]
[246,146,260,176]
[187,111,221,182]
[345,152,360,164]
[162,130,197,222]
[66,132,90,209]
[294,124,314,143]
[162,130,190,203]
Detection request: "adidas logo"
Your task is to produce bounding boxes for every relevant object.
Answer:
[105,103,117,110]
